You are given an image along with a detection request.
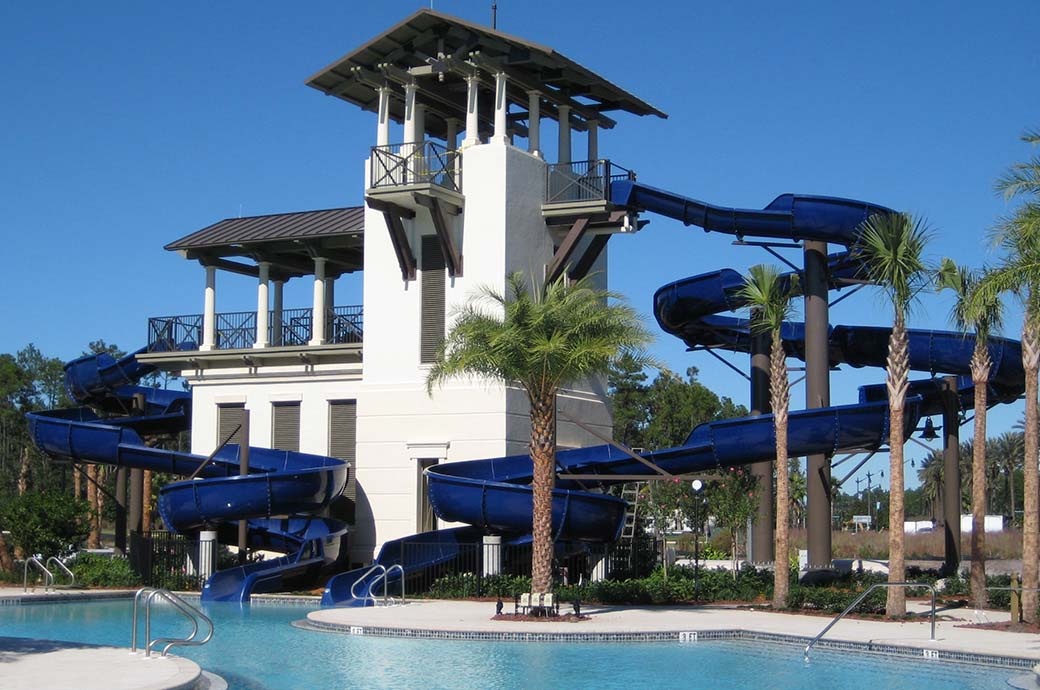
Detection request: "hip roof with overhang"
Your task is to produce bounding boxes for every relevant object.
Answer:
[305,9,666,140]
[165,207,364,280]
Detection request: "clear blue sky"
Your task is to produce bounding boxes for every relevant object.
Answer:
[2,1,1038,490]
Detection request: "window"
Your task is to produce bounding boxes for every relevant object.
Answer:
[271,402,301,452]
[420,235,445,363]
[328,400,357,501]
[217,403,246,447]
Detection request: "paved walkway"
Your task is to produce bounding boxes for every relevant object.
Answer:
[307,598,1040,665]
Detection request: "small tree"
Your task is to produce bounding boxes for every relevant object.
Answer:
[1,490,90,559]
[855,211,932,617]
[428,273,653,593]
[708,467,758,577]
[738,264,798,608]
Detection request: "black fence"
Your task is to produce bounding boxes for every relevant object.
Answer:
[129,530,198,590]
[399,536,660,598]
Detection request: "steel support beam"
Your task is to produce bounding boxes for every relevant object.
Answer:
[413,193,463,277]
[749,329,774,564]
[941,375,962,574]
[366,196,417,281]
[545,216,590,284]
[804,240,832,568]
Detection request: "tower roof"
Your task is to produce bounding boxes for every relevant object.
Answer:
[305,9,665,139]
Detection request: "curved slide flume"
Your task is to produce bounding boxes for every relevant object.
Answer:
[324,180,1023,607]
[26,349,349,603]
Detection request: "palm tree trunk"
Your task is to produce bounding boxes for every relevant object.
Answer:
[771,330,791,609]
[970,343,991,609]
[886,315,910,617]
[73,463,82,499]
[86,464,100,549]
[0,531,14,573]
[1021,317,1039,622]
[142,470,153,533]
[529,393,557,594]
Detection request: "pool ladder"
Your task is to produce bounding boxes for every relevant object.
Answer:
[804,581,936,662]
[351,564,407,607]
[23,555,75,592]
[131,587,213,657]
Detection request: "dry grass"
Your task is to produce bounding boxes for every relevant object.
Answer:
[786,528,1023,560]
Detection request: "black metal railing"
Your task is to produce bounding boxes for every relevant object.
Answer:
[276,307,312,346]
[370,141,461,192]
[398,538,659,598]
[148,305,364,352]
[129,530,198,590]
[330,305,364,344]
[545,159,634,204]
[148,314,203,352]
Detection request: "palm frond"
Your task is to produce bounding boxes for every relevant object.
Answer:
[737,264,799,335]
[854,212,932,317]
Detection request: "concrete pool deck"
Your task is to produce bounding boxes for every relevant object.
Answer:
[2,587,1039,689]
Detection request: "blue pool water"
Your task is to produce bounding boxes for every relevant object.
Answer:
[0,600,1016,690]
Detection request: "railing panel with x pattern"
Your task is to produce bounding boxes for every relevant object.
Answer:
[545,159,635,204]
[370,141,461,192]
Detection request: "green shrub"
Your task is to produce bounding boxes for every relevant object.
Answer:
[69,553,140,588]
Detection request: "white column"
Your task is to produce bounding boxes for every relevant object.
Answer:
[271,280,284,346]
[557,104,572,164]
[492,72,509,144]
[376,87,391,147]
[587,119,599,164]
[403,82,418,144]
[591,552,608,581]
[309,257,327,346]
[462,75,480,147]
[527,90,541,157]
[254,261,270,349]
[403,82,418,183]
[201,265,217,351]
[482,535,502,576]
[198,530,217,584]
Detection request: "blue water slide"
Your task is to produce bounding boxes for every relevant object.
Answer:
[322,180,1024,606]
[26,349,349,603]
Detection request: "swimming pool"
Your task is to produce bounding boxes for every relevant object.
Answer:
[0,600,1015,690]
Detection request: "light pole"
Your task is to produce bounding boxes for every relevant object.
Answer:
[692,479,704,600]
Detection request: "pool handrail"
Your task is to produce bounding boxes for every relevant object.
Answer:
[132,587,213,657]
[370,563,406,606]
[804,581,936,662]
[23,556,54,593]
[45,556,75,588]
[350,564,387,606]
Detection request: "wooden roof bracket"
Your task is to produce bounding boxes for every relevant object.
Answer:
[413,193,463,277]
[545,216,589,285]
[366,196,417,281]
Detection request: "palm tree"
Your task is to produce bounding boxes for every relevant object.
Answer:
[937,259,1004,608]
[738,264,798,609]
[973,128,1040,621]
[427,272,653,593]
[855,211,931,617]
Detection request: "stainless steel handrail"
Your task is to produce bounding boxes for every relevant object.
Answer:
[23,556,53,592]
[370,564,406,606]
[350,565,387,607]
[804,581,936,662]
[45,557,75,588]
[131,587,213,657]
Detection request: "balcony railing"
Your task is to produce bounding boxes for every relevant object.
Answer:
[370,141,461,192]
[148,305,364,352]
[545,159,634,204]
